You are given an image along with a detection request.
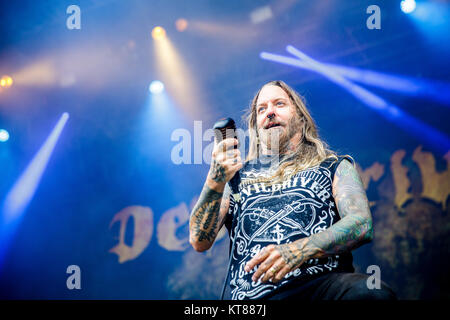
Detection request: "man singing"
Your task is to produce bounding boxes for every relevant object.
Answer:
[189,80,396,300]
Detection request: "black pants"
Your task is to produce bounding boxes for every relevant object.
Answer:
[267,272,397,300]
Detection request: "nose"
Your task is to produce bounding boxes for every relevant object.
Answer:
[266,103,276,120]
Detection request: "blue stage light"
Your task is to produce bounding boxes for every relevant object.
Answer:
[149,80,165,94]
[0,112,69,269]
[401,0,416,14]
[0,129,9,142]
[260,51,450,106]
[260,46,450,155]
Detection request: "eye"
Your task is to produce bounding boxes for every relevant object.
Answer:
[257,106,266,113]
[276,101,285,106]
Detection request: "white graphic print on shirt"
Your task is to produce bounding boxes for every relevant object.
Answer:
[226,157,354,300]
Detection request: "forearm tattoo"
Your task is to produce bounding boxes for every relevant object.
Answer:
[274,238,315,270]
[303,160,373,258]
[209,159,226,183]
[190,183,223,243]
[278,241,306,269]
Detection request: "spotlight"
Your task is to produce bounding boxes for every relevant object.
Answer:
[2,112,69,224]
[149,80,164,94]
[0,75,13,88]
[0,129,9,142]
[0,112,69,269]
[176,18,188,32]
[152,26,166,40]
[401,0,416,14]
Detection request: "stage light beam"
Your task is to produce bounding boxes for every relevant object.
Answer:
[260,51,450,106]
[261,45,450,155]
[0,112,69,269]
[152,29,205,120]
[2,112,69,223]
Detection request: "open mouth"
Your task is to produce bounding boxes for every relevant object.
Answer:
[265,123,281,129]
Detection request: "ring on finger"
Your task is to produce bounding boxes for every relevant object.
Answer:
[269,266,278,276]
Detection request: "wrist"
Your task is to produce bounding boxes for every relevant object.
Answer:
[295,237,321,260]
[302,235,325,259]
[206,174,226,193]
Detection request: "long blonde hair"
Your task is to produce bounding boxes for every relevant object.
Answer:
[242,80,338,186]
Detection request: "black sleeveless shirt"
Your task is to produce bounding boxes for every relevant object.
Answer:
[224,155,355,300]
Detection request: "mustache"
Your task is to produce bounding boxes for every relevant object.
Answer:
[258,115,304,152]
[264,119,287,129]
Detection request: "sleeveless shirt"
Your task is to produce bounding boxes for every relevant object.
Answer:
[224,155,355,300]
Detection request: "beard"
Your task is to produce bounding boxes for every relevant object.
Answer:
[258,115,303,155]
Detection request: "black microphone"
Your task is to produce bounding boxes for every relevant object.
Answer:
[212,118,241,194]
[213,117,242,300]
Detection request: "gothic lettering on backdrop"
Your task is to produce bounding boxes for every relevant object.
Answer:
[109,206,153,263]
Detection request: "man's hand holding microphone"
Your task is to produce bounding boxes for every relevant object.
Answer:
[207,137,243,192]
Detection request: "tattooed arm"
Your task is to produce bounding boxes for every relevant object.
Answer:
[245,159,373,283]
[189,167,230,252]
[189,138,242,252]
[306,158,373,256]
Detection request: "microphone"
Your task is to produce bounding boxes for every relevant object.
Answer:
[213,117,241,300]
[213,117,237,146]
[212,118,241,194]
